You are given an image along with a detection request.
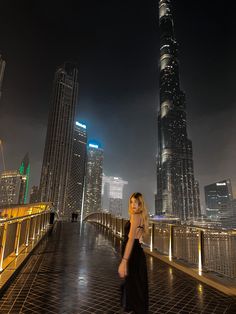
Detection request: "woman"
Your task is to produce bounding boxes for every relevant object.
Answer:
[118,192,149,313]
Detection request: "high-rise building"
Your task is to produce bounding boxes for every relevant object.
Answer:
[204,179,233,223]
[194,180,201,217]
[0,170,26,206]
[0,153,30,206]
[0,55,6,100]
[39,62,79,218]
[102,175,128,216]
[29,185,39,203]
[18,153,30,204]
[83,143,104,217]
[156,0,200,220]
[67,121,87,218]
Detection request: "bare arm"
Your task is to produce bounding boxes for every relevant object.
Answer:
[123,214,140,260]
[118,214,141,278]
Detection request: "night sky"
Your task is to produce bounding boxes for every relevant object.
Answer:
[0,0,236,214]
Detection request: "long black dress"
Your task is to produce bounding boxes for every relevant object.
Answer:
[121,220,149,314]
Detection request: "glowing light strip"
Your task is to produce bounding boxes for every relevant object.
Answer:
[76,121,86,129]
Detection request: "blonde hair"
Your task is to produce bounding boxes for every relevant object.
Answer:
[128,192,149,235]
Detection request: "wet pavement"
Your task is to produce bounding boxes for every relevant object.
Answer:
[0,221,236,313]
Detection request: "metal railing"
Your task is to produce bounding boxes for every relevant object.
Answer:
[86,212,236,279]
[0,203,52,272]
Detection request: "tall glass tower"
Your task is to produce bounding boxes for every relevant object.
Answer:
[40,62,79,218]
[83,143,104,217]
[156,0,200,220]
[66,122,87,217]
[102,175,128,216]
[0,55,6,100]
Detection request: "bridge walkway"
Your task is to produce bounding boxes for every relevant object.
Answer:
[0,221,235,313]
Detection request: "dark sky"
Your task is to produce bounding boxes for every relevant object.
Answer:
[0,0,236,214]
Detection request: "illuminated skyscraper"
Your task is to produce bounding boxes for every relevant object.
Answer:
[102,175,128,216]
[156,0,200,220]
[18,153,30,204]
[204,179,233,222]
[39,62,79,218]
[0,170,26,206]
[0,153,30,206]
[67,122,87,217]
[83,143,104,217]
[0,55,6,100]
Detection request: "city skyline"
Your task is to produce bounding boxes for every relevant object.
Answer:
[0,1,236,212]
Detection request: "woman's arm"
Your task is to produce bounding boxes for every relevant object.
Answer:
[118,214,140,278]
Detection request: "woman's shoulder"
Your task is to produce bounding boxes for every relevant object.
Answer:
[130,213,143,225]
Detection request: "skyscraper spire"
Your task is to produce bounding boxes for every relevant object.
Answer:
[156,0,200,220]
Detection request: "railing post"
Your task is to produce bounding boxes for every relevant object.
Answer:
[47,212,50,226]
[25,218,31,247]
[14,221,22,256]
[41,213,45,231]
[37,215,41,236]
[169,224,174,261]
[198,229,204,275]
[121,218,124,237]
[32,217,37,240]
[115,217,117,235]
[0,223,8,272]
[150,223,154,252]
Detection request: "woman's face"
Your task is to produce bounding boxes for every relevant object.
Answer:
[130,197,140,212]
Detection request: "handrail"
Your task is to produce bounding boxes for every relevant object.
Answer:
[0,208,51,272]
[86,212,236,279]
[0,211,50,225]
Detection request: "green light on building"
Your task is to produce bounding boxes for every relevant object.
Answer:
[19,154,30,204]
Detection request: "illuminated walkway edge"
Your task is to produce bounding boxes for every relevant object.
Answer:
[144,248,236,297]
[0,205,52,294]
[0,226,52,294]
[85,212,236,297]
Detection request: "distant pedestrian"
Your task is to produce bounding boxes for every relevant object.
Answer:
[118,192,149,313]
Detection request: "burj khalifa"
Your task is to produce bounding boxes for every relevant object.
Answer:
[156,0,200,220]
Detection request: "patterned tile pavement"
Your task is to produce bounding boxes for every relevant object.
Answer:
[0,221,236,313]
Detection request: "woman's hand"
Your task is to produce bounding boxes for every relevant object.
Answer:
[118,259,128,278]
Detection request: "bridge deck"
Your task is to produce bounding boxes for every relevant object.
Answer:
[0,221,236,313]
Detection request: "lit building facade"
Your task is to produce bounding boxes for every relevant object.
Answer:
[0,170,26,206]
[102,175,128,216]
[156,0,200,220]
[0,55,6,100]
[67,122,87,217]
[83,143,104,217]
[204,179,233,222]
[39,63,79,218]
